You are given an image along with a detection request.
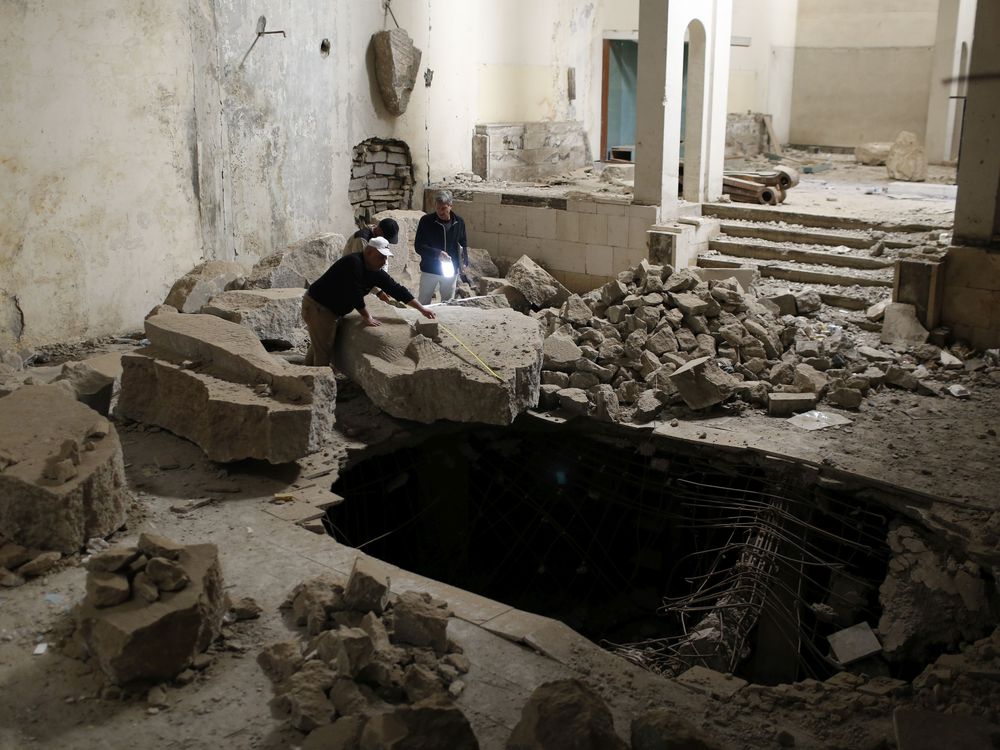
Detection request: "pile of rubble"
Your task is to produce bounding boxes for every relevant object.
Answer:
[258,556,478,747]
[74,532,227,686]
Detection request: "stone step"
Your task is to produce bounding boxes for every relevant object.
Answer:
[702,203,950,233]
[718,221,874,249]
[698,253,893,289]
[709,238,895,270]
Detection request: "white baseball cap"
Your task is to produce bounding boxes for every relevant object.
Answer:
[366,236,394,256]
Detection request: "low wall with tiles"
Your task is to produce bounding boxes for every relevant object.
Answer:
[425,189,660,293]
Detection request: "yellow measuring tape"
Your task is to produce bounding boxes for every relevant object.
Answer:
[438,323,504,382]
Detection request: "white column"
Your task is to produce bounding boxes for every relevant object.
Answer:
[634,0,670,209]
[704,0,733,202]
[925,0,961,164]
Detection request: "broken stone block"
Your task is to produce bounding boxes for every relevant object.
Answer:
[372,29,422,116]
[768,392,817,417]
[827,387,863,410]
[335,301,542,426]
[631,708,724,750]
[344,556,390,615]
[52,353,122,416]
[866,300,888,322]
[361,704,478,749]
[132,572,159,603]
[557,387,591,415]
[765,292,797,316]
[668,292,708,316]
[0,569,25,588]
[245,233,346,290]
[86,572,131,608]
[946,384,971,399]
[403,663,445,703]
[600,279,627,306]
[316,627,374,677]
[287,576,346,635]
[507,679,628,750]
[0,543,32,571]
[542,335,582,372]
[138,533,183,561]
[17,551,61,578]
[669,356,735,410]
[886,131,928,182]
[827,622,882,665]
[855,142,892,166]
[0,386,127,554]
[303,716,365,750]
[118,314,336,463]
[200,288,308,349]
[884,366,918,391]
[792,364,829,395]
[560,295,592,326]
[505,255,571,309]
[77,543,226,685]
[146,557,190,592]
[646,327,679,356]
[881,303,929,348]
[86,547,140,574]
[280,662,338,732]
[390,591,449,654]
[164,261,246,313]
[794,291,822,314]
[258,640,305,684]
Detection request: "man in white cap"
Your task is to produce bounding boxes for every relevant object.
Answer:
[301,236,435,368]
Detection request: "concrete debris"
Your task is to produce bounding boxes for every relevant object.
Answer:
[675,665,748,700]
[0,385,127,554]
[669,356,736,410]
[334,300,542,426]
[855,142,892,166]
[506,679,628,750]
[631,708,724,750]
[947,384,971,399]
[866,300,888,322]
[768,392,816,417]
[118,313,336,463]
[164,261,246,314]
[827,622,883,665]
[881,303,929,348]
[793,291,821,315]
[200,288,308,349]
[76,537,226,685]
[878,524,998,663]
[245,233,346,290]
[504,255,571,310]
[372,29,422,117]
[886,131,928,182]
[262,576,478,748]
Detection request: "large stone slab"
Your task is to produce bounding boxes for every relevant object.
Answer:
[52,352,123,416]
[76,542,226,685]
[0,385,127,553]
[504,255,571,310]
[118,314,335,463]
[245,233,346,290]
[336,301,542,425]
[372,29,422,117]
[164,260,246,313]
[200,288,308,349]
[886,131,928,182]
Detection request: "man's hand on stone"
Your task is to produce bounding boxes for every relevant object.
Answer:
[363,316,382,327]
[420,307,436,320]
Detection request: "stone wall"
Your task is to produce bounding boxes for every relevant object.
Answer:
[940,246,1000,348]
[471,122,591,183]
[349,139,414,223]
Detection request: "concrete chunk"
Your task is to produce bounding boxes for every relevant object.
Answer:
[0,386,127,554]
[768,392,817,417]
[164,261,245,313]
[118,314,336,463]
[335,301,542,426]
[669,356,736,410]
[827,622,882,665]
[505,255,571,309]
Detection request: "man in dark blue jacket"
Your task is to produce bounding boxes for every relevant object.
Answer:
[301,237,435,369]
[414,190,469,305]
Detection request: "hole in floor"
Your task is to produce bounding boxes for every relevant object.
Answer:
[327,422,891,685]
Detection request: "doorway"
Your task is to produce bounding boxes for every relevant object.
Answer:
[601,39,638,162]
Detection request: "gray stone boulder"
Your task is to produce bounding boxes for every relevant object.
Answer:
[164,260,245,313]
[361,703,479,749]
[506,679,628,750]
[200,288,308,349]
[669,357,736,410]
[886,131,928,182]
[245,233,346,290]
[76,541,226,685]
[335,301,542,425]
[855,142,892,166]
[118,313,336,463]
[631,708,724,750]
[0,385,127,554]
[504,255,570,309]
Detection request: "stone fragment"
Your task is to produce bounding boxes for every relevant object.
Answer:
[0,386,127,554]
[200,288,308,349]
[675,666,748,699]
[881,303,929,347]
[52,353,122,416]
[118,313,336,463]
[827,387,863,410]
[858,345,895,363]
[939,350,963,369]
[765,293,797,316]
[663,269,699,293]
[230,596,262,621]
[303,717,364,750]
[827,622,882,665]
[794,291,821,314]
[361,704,479,749]
[138,533,184,561]
[345,556,390,614]
[886,131,928,182]
[669,357,735,410]
[403,663,445,703]
[768,392,817,417]
[146,557,190,592]
[77,544,226,685]
[542,336,582,372]
[668,292,708,316]
[258,640,305,684]
[390,591,449,653]
[866,300,888,322]
[288,575,346,634]
[318,627,375,677]
[16,551,61,578]
[946,384,971,399]
[646,327,678,356]
[245,233,345,290]
[600,280,627,306]
[792,364,829,395]
[557,388,591,415]
[505,255,571,309]
[855,142,892,166]
[631,708,724,750]
[0,543,32,571]
[86,546,141,574]
[540,371,570,388]
[560,295,592,326]
[591,385,621,423]
[507,679,628,750]
[132,572,159,603]
[0,569,25,588]
[336,302,542,426]
[884,366,918,391]
[87,572,131,608]
[372,29,422,116]
[633,391,665,422]
[164,261,245,313]
[282,663,338,732]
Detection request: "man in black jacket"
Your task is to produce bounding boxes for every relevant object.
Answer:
[414,190,468,305]
[301,237,435,368]
[345,217,399,255]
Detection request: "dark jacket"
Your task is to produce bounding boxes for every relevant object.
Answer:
[307,252,414,316]
[414,211,468,276]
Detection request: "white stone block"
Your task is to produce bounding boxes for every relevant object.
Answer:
[525,207,558,240]
[585,244,614,277]
[595,200,628,216]
[579,213,609,246]
[607,215,629,246]
[628,217,652,250]
[567,199,597,214]
[555,210,580,242]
